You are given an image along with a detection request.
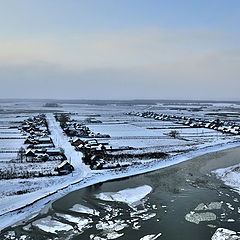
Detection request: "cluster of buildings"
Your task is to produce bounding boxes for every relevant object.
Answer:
[128,111,240,135]
[71,137,130,170]
[55,114,110,138]
[19,114,67,163]
[70,138,112,169]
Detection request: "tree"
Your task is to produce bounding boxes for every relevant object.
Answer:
[169,130,180,139]
[17,147,25,163]
[56,113,70,128]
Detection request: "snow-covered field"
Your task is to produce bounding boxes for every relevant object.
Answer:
[1,100,240,231]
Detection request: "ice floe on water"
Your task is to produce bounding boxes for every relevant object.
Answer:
[194,202,222,211]
[211,228,240,240]
[106,232,124,239]
[185,201,225,224]
[56,213,92,231]
[140,233,162,240]
[69,204,100,216]
[32,216,73,234]
[96,185,152,207]
[96,219,128,232]
[185,212,216,224]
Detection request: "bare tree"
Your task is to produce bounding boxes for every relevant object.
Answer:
[168,130,180,139]
[17,147,25,163]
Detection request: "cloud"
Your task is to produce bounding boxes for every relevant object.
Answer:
[0,28,239,100]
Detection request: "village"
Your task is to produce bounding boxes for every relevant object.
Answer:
[12,109,240,176]
[128,111,240,135]
[1,101,240,240]
[53,113,167,170]
[2,108,240,179]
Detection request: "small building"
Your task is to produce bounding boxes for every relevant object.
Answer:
[25,149,36,157]
[55,161,74,175]
[71,138,84,146]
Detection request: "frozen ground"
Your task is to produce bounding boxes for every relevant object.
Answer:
[214,164,240,194]
[1,100,240,231]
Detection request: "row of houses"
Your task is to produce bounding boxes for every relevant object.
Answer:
[55,115,110,138]
[19,114,67,163]
[128,111,240,135]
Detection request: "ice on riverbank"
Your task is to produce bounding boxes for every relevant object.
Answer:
[214,163,240,194]
[211,228,240,240]
[96,185,152,207]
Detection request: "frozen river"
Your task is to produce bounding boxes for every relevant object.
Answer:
[2,146,240,240]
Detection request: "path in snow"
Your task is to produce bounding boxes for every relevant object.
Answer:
[46,113,90,175]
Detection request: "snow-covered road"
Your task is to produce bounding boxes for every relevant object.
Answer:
[46,113,90,175]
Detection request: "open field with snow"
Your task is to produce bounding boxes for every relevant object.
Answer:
[1,99,240,233]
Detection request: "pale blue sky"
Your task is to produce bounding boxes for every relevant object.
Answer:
[0,0,239,99]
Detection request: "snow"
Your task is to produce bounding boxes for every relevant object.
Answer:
[185,212,217,224]
[214,163,240,194]
[140,233,162,240]
[194,202,222,211]
[96,185,152,207]
[56,213,91,231]
[1,140,240,231]
[32,216,73,234]
[1,102,240,232]
[211,228,240,240]
[70,204,100,216]
[96,220,128,232]
[106,232,124,239]
[46,113,90,174]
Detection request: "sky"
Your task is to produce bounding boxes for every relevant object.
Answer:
[0,0,239,100]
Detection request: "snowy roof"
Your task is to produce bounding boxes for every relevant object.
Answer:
[57,161,71,168]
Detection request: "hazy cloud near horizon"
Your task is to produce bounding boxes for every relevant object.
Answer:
[0,1,239,100]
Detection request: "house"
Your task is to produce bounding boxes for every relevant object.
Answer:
[37,137,52,144]
[25,149,36,157]
[71,138,84,146]
[46,148,62,156]
[55,161,74,175]
[24,138,36,145]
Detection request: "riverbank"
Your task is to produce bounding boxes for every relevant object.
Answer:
[1,140,240,232]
